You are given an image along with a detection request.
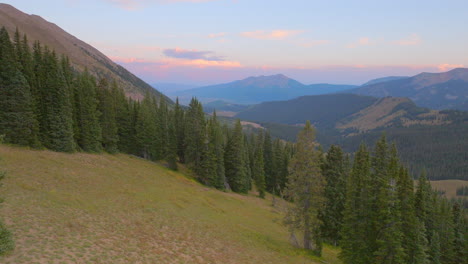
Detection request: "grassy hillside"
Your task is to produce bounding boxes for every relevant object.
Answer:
[0,145,340,264]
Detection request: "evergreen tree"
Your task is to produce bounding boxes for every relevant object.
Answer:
[184,98,205,171]
[174,98,186,163]
[372,142,404,263]
[37,48,75,152]
[208,112,225,189]
[97,78,119,153]
[73,69,102,152]
[397,167,429,264]
[319,144,348,246]
[113,83,133,154]
[135,93,158,160]
[156,96,169,160]
[430,231,441,264]
[284,121,325,254]
[165,110,178,170]
[252,131,266,198]
[224,119,248,193]
[340,143,373,264]
[451,202,466,264]
[0,27,40,147]
[263,131,274,193]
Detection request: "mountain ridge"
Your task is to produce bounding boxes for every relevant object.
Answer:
[174,74,357,104]
[350,68,468,110]
[0,3,168,101]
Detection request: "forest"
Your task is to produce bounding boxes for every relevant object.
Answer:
[0,27,466,262]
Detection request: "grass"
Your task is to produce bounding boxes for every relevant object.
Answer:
[0,145,340,263]
[430,180,468,199]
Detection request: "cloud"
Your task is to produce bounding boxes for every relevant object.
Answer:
[241,30,304,40]
[111,55,241,69]
[163,48,225,61]
[207,32,226,38]
[105,0,218,10]
[437,63,464,71]
[393,34,421,46]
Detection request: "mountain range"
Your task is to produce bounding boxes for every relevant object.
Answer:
[350,68,468,111]
[173,74,357,104]
[234,94,468,180]
[0,3,166,101]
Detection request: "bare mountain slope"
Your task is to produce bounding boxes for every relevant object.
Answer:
[0,3,167,101]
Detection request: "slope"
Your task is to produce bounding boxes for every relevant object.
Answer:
[0,145,340,264]
[0,3,168,101]
[235,94,378,127]
[350,68,468,110]
[176,74,356,104]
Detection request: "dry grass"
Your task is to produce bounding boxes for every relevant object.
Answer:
[0,145,340,263]
[430,180,468,199]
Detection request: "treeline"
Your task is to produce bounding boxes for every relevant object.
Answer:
[318,135,467,263]
[0,27,292,195]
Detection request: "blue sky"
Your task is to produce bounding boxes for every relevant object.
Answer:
[4,0,468,85]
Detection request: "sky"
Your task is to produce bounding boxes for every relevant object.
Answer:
[4,0,468,86]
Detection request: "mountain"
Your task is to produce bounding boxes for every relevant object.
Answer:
[0,3,167,101]
[235,94,378,127]
[175,74,357,104]
[202,100,249,115]
[361,76,409,86]
[350,68,468,111]
[152,82,197,95]
[235,94,468,180]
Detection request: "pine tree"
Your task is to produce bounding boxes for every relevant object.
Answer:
[284,121,325,255]
[340,143,373,264]
[319,144,348,246]
[430,231,441,264]
[184,98,205,171]
[372,142,404,263]
[252,131,266,198]
[97,78,119,153]
[165,110,178,170]
[0,27,40,147]
[113,82,133,154]
[397,167,429,264]
[263,131,274,193]
[208,112,225,189]
[135,93,158,160]
[73,69,102,152]
[451,202,466,264]
[224,119,248,193]
[174,98,186,163]
[37,48,75,152]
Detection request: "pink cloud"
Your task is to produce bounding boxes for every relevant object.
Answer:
[437,63,464,71]
[241,30,304,40]
[393,34,421,46]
